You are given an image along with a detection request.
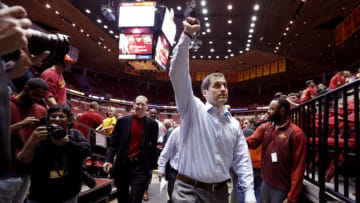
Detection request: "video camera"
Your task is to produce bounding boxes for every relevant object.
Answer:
[0,3,71,67]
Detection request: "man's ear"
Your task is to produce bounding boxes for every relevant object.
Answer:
[202,90,208,98]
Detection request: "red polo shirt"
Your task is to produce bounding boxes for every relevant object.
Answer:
[10,95,47,173]
[128,116,145,158]
[246,120,307,202]
[41,68,67,105]
[329,74,344,90]
[77,110,103,139]
[301,86,316,103]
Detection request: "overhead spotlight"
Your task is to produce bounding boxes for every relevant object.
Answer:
[85,9,91,14]
[192,56,196,59]
[227,49,232,53]
[210,48,215,52]
[227,41,232,45]
[216,56,220,59]
[249,29,254,33]
[239,50,243,54]
[286,27,289,31]
[248,34,253,38]
[225,55,229,59]
[177,6,182,11]
[289,20,294,24]
[205,22,210,27]
[250,23,255,27]
[251,16,257,21]
[206,28,211,33]
[86,33,90,37]
[283,32,287,36]
[246,47,250,51]
[246,44,250,47]
[72,23,76,27]
[208,55,212,59]
[230,53,234,57]
[97,19,102,24]
[98,42,101,45]
[104,46,107,49]
[227,4,233,10]
[278,42,281,45]
[275,46,279,50]
[209,41,213,44]
[109,30,114,34]
[247,39,251,42]
[201,1,206,6]
[254,4,260,11]
[274,50,277,53]
[108,49,111,52]
[200,55,204,58]
[202,8,208,14]
[204,17,209,21]
[228,19,232,24]
[55,11,60,15]
[115,35,119,39]
[227,32,232,35]
[45,4,51,8]
[104,25,108,29]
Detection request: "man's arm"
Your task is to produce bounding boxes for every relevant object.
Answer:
[233,128,256,203]
[286,131,307,202]
[16,126,48,163]
[41,70,57,107]
[169,17,200,117]
[246,124,265,149]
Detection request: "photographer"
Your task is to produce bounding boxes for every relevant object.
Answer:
[21,105,91,203]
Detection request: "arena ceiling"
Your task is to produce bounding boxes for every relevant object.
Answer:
[3,0,360,78]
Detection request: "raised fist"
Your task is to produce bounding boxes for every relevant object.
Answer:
[183,17,200,37]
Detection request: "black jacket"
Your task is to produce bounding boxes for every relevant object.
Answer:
[28,129,91,203]
[106,115,158,174]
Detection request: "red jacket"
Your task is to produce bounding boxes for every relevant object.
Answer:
[246,120,307,202]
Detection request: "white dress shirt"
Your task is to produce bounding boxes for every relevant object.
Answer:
[169,33,256,202]
[156,119,165,143]
[157,127,180,174]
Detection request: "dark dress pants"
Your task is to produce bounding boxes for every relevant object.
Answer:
[115,159,149,203]
[167,167,178,203]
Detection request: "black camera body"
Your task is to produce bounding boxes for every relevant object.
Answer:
[47,123,67,140]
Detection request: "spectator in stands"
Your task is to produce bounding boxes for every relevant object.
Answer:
[103,95,158,203]
[316,83,328,96]
[287,93,300,107]
[162,119,174,147]
[329,71,345,90]
[25,105,91,203]
[77,102,103,139]
[0,78,48,203]
[0,4,49,177]
[301,80,317,103]
[237,117,262,203]
[169,17,255,203]
[41,55,75,107]
[157,126,180,203]
[343,70,352,83]
[247,98,307,203]
[144,108,165,201]
[97,107,117,136]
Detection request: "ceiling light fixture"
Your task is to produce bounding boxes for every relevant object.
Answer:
[248,34,253,38]
[286,27,289,31]
[216,56,219,59]
[239,50,243,54]
[283,32,287,36]
[200,55,204,59]
[115,35,119,39]
[246,48,250,51]
[227,41,232,45]
[45,4,51,9]
[250,23,255,27]
[210,48,215,52]
[55,11,60,15]
[289,20,293,24]
[225,55,229,59]
[254,4,260,11]
[246,44,250,47]
[202,8,208,14]
[86,33,90,37]
[205,22,210,27]
[85,9,91,14]
[80,29,84,33]
[206,28,211,33]
[202,32,206,35]
[227,32,232,35]
[192,56,196,59]
[251,16,257,21]
[247,39,251,42]
[104,25,108,29]
[109,30,114,34]
[209,41,213,44]
[201,1,206,6]
[208,55,212,59]
[72,23,76,27]
[227,4,233,10]
[249,29,254,33]
[97,19,102,24]
[230,53,234,57]
[204,17,209,21]
[177,6,182,11]
[108,49,111,52]
[228,19,232,24]
[227,49,232,53]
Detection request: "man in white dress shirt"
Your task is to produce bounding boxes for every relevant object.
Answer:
[169,17,256,203]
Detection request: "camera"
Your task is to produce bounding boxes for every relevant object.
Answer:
[0,2,70,67]
[47,123,67,140]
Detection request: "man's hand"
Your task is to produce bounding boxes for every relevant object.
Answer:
[0,6,32,55]
[28,126,48,144]
[283,198,290,203]
[19,117,40,128]
[158,173,165,181]
[6,49,49,80]
[183,17,200,37]
[103,162,112,173]
[51,135,70,146]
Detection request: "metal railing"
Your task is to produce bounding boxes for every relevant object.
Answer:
[291,79,360,203]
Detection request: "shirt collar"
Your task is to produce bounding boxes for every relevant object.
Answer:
[205,102,232,121]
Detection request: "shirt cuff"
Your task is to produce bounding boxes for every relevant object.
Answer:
[158,166,165,174]
[244,189,256,202]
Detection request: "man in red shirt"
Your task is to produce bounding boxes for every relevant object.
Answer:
[6,78,48,203]
[41,55,75,107]
[77,101,103,139]
[103,95,158,203]
[329,71,345,90]
[247,98,307,203]
[300,80,317,103]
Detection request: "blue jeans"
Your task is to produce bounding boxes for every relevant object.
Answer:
[0,175,31,203]
[237,168,262,203]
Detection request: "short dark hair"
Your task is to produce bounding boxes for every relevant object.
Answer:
[201,73,225,91]
[274,92,283,99]
[48,105,73,120]
[89,102,98,109]
[274,98,290,115]
[305,80,314,87]
[26,78,48,90]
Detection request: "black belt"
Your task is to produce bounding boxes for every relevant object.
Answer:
[177,174,227,192]
[123,153,143,163]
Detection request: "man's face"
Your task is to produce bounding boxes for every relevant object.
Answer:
[49,111,70,130]
[27,87,47,103]
[203,76,228,107]
[149,109,157,119]
[134,97,148,118]
[268,100,281,122]
[243,120,250,129]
